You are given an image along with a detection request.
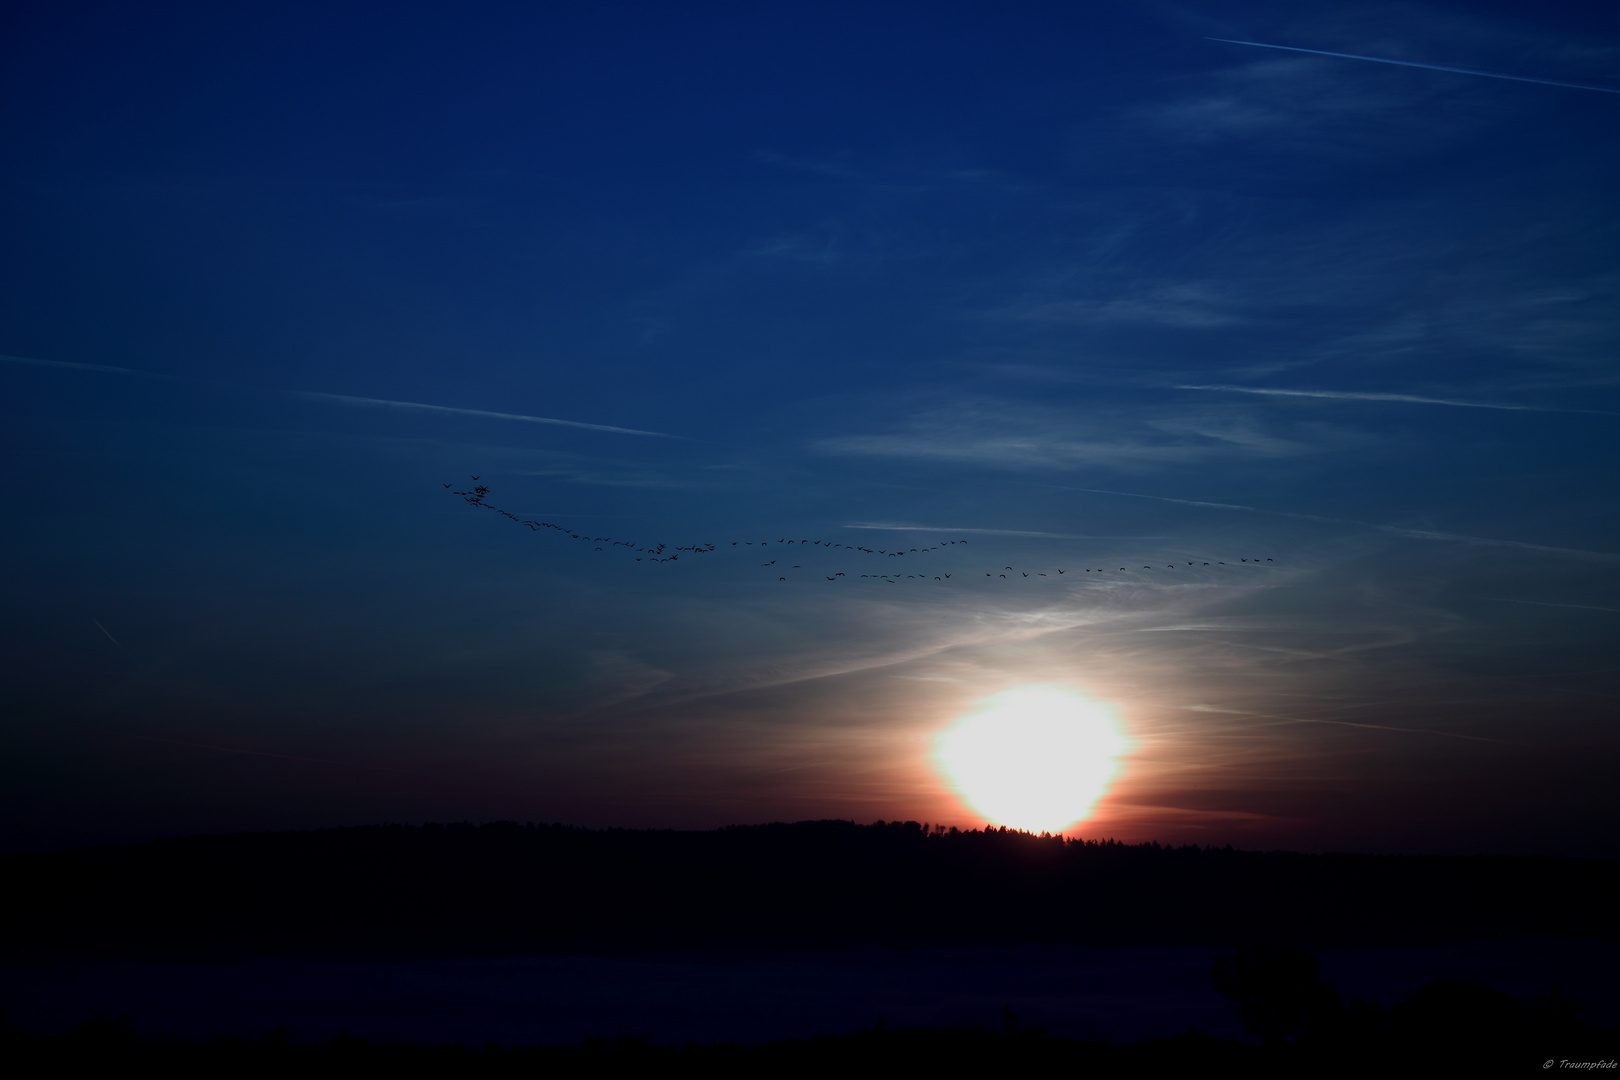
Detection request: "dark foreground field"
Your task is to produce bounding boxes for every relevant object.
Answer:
[4,993,1614,1078]
[4,820,1617,959]
[2,821,1616,1071]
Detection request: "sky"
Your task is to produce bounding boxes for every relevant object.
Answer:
[2,0,1618,857]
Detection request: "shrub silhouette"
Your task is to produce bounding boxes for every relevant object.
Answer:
[1392,978,1524,1044]
[65,1014,140,1052]
[1209,945,1342,1045]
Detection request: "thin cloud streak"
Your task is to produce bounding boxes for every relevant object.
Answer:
[1184,705,1521,745]
[93,620,123,648]
[602,602,1127,718]
[1069,487,1620,560]
[1206,37,1620,95]
[844,522,1160,540]
[1177,384,1614,415]
[1490,598,1620,614]
[1264,714,1521,746]
[294,392,682,439]
[2,353,178,379]
[120,733,412,774]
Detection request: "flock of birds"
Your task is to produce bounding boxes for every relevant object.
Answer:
[448,480,1276,583]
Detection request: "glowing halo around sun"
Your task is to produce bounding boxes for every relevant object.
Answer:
[935,687,1128,834]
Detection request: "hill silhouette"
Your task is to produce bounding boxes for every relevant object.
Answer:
[4,821,1615,961]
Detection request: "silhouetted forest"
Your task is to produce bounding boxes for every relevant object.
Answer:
[4,948,1613,1076]
[3,821,1616,961]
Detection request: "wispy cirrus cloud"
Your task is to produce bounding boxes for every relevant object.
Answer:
[1068,486,1620,561]
[1488,598,1620,614]
[1140,51,1418,149]
[1183,702,1518,745]
[821,429,1195,470]
[996,285,1247,329]
[818,401,1319,471]
[1176,384,1616,415]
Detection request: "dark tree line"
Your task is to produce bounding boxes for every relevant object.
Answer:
[4,820,1615,961]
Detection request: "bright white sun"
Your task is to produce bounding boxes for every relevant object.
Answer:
[936,687,1128,834]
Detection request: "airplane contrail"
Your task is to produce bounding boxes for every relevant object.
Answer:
[1176,384,1615,415]
[4,351,678,439]
[93,620,123,648]
[293,392,683,439]
[1207,37,1620,95]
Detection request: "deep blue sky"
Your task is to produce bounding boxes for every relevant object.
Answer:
[3,0,1618,855]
